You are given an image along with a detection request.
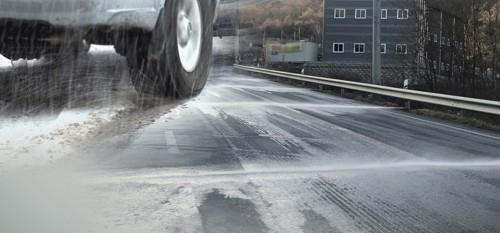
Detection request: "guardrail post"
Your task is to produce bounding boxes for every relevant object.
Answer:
[404,79,411,111]
[405,100,412,111]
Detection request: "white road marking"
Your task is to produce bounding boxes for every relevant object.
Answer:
[165,130,180,153]
[205,90,222,98]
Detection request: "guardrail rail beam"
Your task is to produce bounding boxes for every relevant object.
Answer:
[233,64,500,116]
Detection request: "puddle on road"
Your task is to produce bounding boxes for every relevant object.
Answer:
[198,189,269,233]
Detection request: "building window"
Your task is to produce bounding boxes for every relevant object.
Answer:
[434,34,438,43]
[397,9,409,19]
[381,43,387,54]
[396,44,408,54]
[455,41,459,47]
[441,36,446,45]
[441,62,445,71]
[355,9,367,19]
[381,9,388,19]
[447,39,451,46]
[433,60,437,70]
[354,43,365,53]
[333,43,344,53]
[334,8,346,19]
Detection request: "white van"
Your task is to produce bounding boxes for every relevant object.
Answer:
[0,0,219,97]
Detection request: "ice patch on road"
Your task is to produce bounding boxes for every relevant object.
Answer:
[0,107,124,173]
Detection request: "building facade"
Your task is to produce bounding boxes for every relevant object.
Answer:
[323,0,418,66]
[317,0,466,87]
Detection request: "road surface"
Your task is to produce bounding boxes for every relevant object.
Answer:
[85,67,500,233]
[1,42,500,233]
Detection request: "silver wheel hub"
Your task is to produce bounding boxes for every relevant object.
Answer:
[176,0,202,73]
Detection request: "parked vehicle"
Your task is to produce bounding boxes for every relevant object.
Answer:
[0,0,219,97]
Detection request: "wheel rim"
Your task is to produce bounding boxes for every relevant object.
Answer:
[176,0,202,73]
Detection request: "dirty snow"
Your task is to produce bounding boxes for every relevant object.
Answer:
[88,44,117,54]
[0,107,124,172]
[0,55,43,69]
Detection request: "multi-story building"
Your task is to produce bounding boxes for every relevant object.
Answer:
[323,0,418,66]
[316,0,465,87]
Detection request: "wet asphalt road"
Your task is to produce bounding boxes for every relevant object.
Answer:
[83,66,500,232]
[1,43,500,233]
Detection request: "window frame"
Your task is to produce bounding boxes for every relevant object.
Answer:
[353,43,366,54]
[395,44,408,54]
[380,43,387,54]
[381,9,388,19]
[333,43,345,53]
[355,9,367,19]
[397,9,409,19]
[334,8,346,19]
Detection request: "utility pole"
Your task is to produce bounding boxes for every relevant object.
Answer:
[438,10,443,78]
[372,0,382,85]
[234,0,240,63]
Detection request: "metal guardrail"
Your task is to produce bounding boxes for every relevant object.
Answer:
[234,64,500,116]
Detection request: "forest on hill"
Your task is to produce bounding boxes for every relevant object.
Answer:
[219,0,323,42]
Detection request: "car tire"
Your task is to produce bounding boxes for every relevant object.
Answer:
[130,0,214,98]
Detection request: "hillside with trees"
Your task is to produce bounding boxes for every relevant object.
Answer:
[219,0,323,42]
[424,0,499,99]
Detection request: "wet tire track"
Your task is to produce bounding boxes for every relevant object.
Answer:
[309,177,433,233]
